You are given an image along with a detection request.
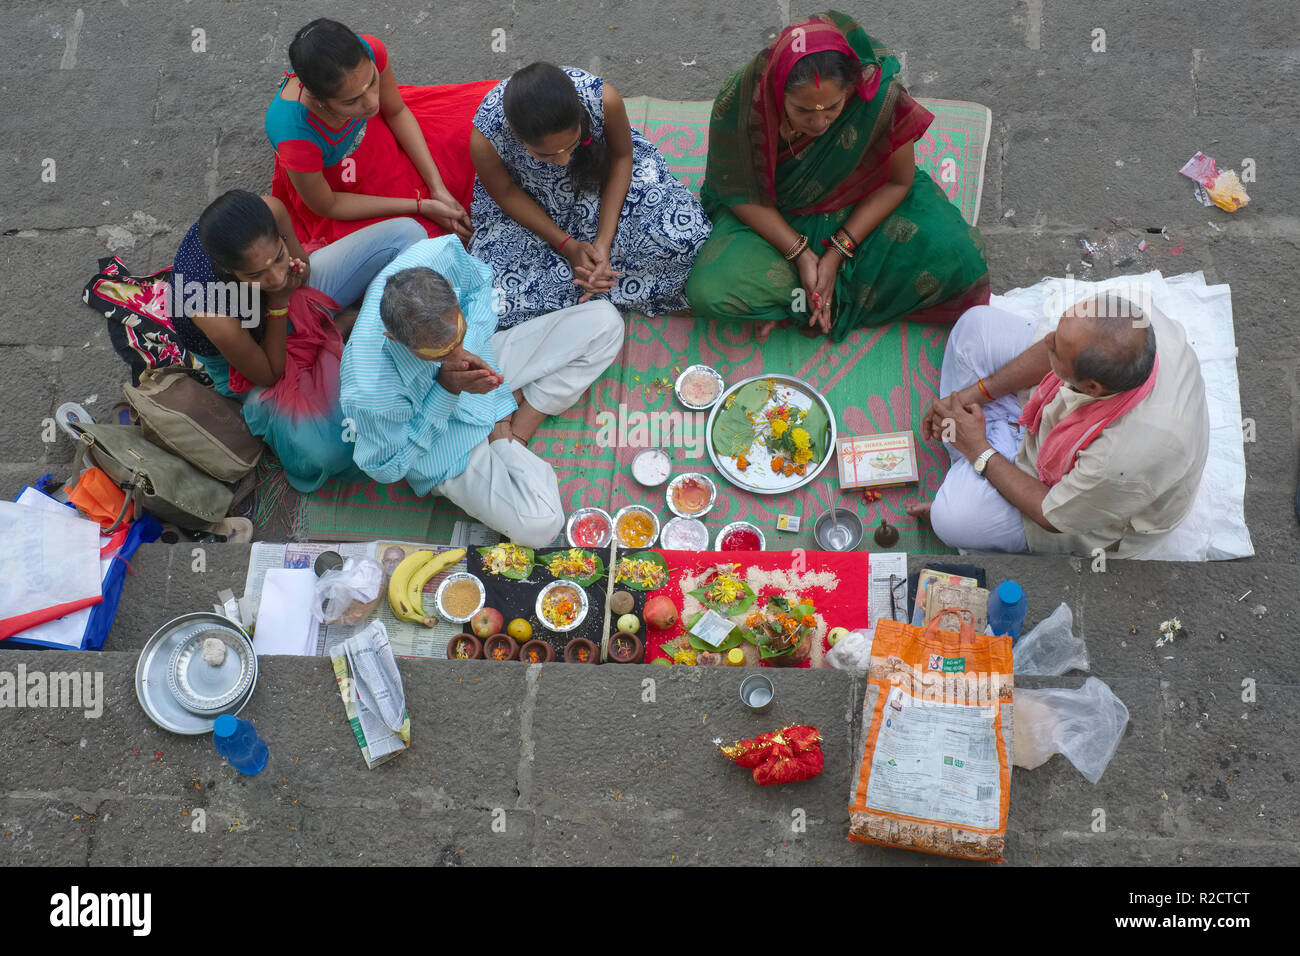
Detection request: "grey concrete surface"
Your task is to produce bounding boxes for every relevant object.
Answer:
[1,0,1298,866]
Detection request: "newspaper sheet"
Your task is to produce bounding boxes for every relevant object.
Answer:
[243,539,469,659]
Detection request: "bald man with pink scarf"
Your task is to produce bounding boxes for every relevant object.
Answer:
[908,296,1209,558]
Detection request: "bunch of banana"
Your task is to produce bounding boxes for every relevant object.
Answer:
[387,547,467,626]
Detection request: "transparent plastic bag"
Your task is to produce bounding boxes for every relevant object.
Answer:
[1012,677,1129,783]
[825,628,872,673]
[1013,602,1089,676]
[311,558,383,625]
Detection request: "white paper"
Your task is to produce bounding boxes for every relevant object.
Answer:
[0,500,102,632]
[253,568,320,656]
[689,608,736,648]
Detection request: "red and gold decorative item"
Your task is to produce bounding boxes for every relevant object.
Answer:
[718,724,824,786]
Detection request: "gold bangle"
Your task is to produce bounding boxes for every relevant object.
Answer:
[975,378,994,400]
[783,234,808,261]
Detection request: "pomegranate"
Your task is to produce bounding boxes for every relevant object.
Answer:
[644,595,679,631]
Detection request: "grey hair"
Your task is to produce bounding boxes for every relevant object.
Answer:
[378,267,461,349]
[1071,295,1157,392]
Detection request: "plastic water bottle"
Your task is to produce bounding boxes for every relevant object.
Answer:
[212,715,270,775]
[988,581,1028,640]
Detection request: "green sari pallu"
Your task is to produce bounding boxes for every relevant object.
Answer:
[687,14,989,341]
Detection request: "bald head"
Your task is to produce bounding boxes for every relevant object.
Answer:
[1051,295,1157,395]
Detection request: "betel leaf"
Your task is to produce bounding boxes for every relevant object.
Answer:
[546,549,605,587]
[683,610,746,652]
[613,550,668,591]
[687,574,757,615]
[476,544,535,580]
[711,380,769,458]
[801,399,830,462]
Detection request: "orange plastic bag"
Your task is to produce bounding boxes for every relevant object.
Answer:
[848,609,1013,861]
[67,467,133,529]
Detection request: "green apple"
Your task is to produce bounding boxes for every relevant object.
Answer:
[617,614,641,635]
[828,627,850,646]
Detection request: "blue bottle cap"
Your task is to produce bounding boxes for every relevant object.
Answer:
[997,581,1023,604]
[213,714,238,738]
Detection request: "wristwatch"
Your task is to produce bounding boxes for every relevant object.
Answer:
[973,447,997,478]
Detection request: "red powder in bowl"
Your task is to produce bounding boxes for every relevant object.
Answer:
[720,527,761,551]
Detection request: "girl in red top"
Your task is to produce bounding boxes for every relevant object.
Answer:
[266,18,495,251]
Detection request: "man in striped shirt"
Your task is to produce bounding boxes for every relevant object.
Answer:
[340,236,624,545]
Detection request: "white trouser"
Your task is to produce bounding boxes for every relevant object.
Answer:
[929,305,1040,553]
[435,301,625,547]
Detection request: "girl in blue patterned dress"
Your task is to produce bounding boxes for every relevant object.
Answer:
[468,62,711,328]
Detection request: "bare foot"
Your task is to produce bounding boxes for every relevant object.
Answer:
[904,500,932,522]
[754,320,778,343]
[509,398,546,444]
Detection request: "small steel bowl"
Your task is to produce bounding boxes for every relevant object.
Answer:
[814,508,864,551]
[660,516,710,551]
[715,521,767,551]
[674,364,726,411]
[565,507,613,548]
[613,504,661,549]
[666,472,717,518]
[630,448,672,487]
[536,580,590,633]
[434,572,486,624]
[739,674,775,713]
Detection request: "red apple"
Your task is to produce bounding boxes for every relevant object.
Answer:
[471,607,504,639]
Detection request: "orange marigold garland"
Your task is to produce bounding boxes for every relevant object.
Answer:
[718,725,824,786]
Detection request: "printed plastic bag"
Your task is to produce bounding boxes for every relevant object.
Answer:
[1013,602,1089,676]
[849,609,1014,861]
[1012,677,1129,783]
[311,558,383,625]
[0,501,104,639]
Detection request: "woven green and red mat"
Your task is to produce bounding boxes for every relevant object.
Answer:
[303,97,992,553]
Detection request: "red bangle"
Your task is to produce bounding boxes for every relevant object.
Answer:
[557,235,572,252]
[976,378,994,400]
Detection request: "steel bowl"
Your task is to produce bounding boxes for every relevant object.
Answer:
[613,504,661,549]
[814,508,864,551]
[714,521,767,552]
[166,627,256,716]
[535,580,591,633]
[660,516,710,551]
[665,472,717,518]
[565,507,613,548]
[434,571,487,624]
[674,364,726,411]
[630,448,672,487]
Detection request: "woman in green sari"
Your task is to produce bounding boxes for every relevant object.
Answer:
[686,10,990,342]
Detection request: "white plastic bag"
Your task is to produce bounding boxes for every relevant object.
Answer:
[825,628,872,673]
[1012,677,1129,783]
[0,501,103,639]
[311,558,383,625]
[1013,602,1089,676]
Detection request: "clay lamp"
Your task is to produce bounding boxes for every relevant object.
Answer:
[446,633,483,660]
[483,633,520,662]
[519,639,556,664]
[607,632,644,664]
[564,637,599,664]
[874,518,900,548]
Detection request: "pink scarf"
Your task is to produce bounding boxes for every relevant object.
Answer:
[228,286,342,420]
[1018,356,1159,487]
